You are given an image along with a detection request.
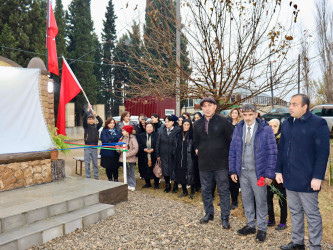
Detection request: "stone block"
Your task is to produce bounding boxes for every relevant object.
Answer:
[3,174,16,187]
[2,169,14,181]
[100,207,115,220]
[2,214,26,232]
[83,194,99,207]
[0,180,4,190]
[15,179,25,188]
[7,162,20,172]
[64,219,82,234]
[83,212,100,227]
[48,202,67,217]
[0,241,17,250]
[42,225,63,243]
[0,166,8,175]
[34,173,44,184]
[33,166,42,173]
[21,162,29,170]
[25,177,34,186]
[67,198,84,212]
[13,170,24,180]
[99,184,128,205]
[17,232,42,250]
[27,207,48,224]
[23,167,33,178]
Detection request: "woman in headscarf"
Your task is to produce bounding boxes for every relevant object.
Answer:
[174,119,199,198]
[137,121,160,189]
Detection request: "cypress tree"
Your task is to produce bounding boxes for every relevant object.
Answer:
[66,0,97,124]
[113,34,131,115]
[101,0,117,117]
[143,0,191,95]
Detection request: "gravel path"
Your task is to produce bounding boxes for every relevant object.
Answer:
[31,191,332,250]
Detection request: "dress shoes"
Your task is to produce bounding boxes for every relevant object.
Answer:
[256,230,266,242]
[189,193,195,199]
[142,184,152,188]
[222,218,230,229]
[200,213,214,224]
[280,242,305,250]
[237,225,256,235]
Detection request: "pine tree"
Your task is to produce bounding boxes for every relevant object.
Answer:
[101,0,117,117]
[128,22,143,87]
[0,0,45,67]
[113,34,131,115]
[66,0,98,124]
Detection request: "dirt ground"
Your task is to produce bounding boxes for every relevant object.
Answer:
[59,139,333,245]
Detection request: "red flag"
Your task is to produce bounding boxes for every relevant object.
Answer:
[57,58,82,135]
[46,2,59,75]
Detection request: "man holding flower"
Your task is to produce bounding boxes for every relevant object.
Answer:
[229,103,277,242]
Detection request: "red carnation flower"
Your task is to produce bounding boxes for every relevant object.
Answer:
[257,176,265,187]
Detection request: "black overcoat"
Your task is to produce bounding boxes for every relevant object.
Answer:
[193,114,234,171]
[156,126,181,177]
[175,131,199,185]
[137,132,159,179]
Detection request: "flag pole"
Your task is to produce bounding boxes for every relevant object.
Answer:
[46,0,50,72]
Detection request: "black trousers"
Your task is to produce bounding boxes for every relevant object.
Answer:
[106,167,118,181]
[200,169,230,219]
[229,175,240,205]
[267,183,287,224]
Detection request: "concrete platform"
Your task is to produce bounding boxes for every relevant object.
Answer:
[0,177,128,250]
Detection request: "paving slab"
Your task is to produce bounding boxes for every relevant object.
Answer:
[0,177,127,219]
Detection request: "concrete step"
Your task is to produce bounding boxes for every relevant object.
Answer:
[0,177,127,234]
[0,203,114,250]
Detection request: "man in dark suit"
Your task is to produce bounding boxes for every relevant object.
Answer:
[276,94,330,250]
[193,97,234,229]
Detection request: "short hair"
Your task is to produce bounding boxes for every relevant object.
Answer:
[291,94,310,110]
[268,118,280,127]
[151,113,159,119]
[241,103,257,113]
[120,111,130,121]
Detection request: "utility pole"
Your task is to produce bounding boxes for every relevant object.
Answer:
[175,0,181,117]
[270,61,274,109]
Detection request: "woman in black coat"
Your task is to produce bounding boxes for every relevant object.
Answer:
[156,115,181,193]
[137,122,160,189]
[175,119,199,198]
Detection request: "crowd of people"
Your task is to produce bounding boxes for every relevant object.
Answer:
[82,94,329,249]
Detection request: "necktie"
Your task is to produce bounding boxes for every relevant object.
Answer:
[245,127,251,144]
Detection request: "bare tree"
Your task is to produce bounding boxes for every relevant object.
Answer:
[300,29,312,96]
[315,0,333,102]
[113,0,300,112]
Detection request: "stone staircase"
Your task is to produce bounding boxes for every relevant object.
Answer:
[0,177,127,250]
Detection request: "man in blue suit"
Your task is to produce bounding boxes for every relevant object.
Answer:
[276,94,330,250]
